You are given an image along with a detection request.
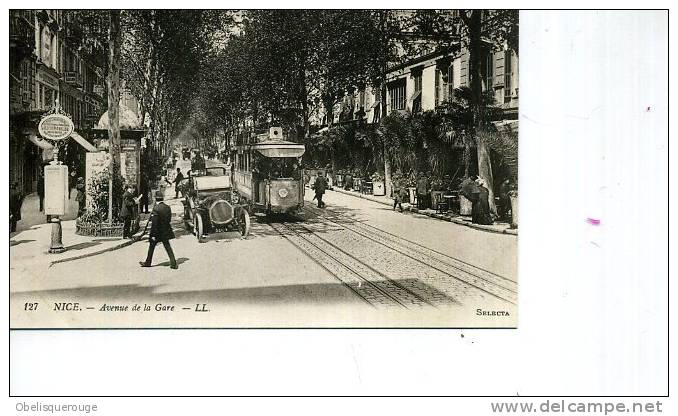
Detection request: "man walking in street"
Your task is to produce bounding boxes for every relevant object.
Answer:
[172,168,184,199]
[312,171,327,208]
[139,191,178,270]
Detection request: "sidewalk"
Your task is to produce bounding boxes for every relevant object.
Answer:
[9,218,139,278]
[10,183,187,274]
[330,187,518,236]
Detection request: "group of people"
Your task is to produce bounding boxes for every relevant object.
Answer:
[390,173,512,226]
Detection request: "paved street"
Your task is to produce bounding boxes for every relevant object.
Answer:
[10,181,517,328]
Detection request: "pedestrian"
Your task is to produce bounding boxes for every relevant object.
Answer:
[312,171,328,208]
[498,178,512,221]
[344,172,353,190]
[37,169,45,213]
[416,173,429,209]
[472,178,494,225]
[9,182,24,233]
[139,191,178,270]
[69,170,77,199]
[120,184,136,239]
[173,168,184,199]
[140,173,150,214]
[75,177,86,217]
[392,182,408,212]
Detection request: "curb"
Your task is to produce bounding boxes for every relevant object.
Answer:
[331,187,517,236]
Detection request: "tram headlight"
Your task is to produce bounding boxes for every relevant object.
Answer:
[278,188,289,198]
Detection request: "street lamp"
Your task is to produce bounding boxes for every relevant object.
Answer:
[37,99,74,253]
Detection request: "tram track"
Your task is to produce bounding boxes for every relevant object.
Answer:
[302,204,517,306]
[266,220,441,309]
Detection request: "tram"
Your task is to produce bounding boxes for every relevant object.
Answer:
[232,127,306,215]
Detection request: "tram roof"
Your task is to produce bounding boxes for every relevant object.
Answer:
[251,140,306,158]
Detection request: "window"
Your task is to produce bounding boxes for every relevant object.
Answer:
[485,52,494,91]
[504,49,513,103]
[447,64,454,99]
[412,73,422,113]
[435,69,441,106]
[413,73,422,93]
[388,79,406,112]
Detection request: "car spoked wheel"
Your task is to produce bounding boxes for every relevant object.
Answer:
[238,209,251,238]
[194,213,204,243]
[183,206,192,230]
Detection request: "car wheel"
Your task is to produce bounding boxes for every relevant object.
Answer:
[238,209,251,238]
[194,213,204,242]
[184,207,192,230]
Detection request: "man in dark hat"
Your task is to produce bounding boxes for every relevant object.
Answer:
[311,171,327,208]
[75,177,86,216]
[172,168,184,199]
[139,190,177,269]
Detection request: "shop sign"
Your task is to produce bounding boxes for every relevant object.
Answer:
[38,113,74,141]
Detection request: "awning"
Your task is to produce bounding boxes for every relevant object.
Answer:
[27,133,54,150]
[252,141,305,158]
[71,131,98,152]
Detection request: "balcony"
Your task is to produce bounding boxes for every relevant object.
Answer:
[64,71,84,88]
[10,14,35,56]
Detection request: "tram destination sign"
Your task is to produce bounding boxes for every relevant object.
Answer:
[38,113,74,141]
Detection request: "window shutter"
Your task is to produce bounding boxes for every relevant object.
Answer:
[494,50,505,87]
[459,50,469,87]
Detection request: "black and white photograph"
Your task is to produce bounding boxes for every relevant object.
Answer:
[9,9,519,328]
[5,4,671,407]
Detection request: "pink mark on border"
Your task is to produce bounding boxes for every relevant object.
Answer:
[587,218,601,226]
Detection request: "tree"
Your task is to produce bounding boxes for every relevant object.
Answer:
[107,10,122,223]
[411,9,518,215]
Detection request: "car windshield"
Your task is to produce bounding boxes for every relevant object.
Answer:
[190,167,226,177]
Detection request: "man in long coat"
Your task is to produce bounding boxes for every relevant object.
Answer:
[139,191,178,269]
[312,172,327,208]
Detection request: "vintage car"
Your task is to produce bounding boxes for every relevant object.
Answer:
[182,165,251,242]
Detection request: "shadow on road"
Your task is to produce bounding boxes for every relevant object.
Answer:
[65,241,102,251]
[10,239,35,247]
[10,278,453,307]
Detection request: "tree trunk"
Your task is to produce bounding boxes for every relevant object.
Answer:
[107,10,122,223]
[468,10,496,215]
[380,82,392,198]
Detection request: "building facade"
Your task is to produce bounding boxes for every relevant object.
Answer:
[313,15,519,188]
[9,9,106,195]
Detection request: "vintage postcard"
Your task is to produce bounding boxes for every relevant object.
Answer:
[9,9,518,328]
